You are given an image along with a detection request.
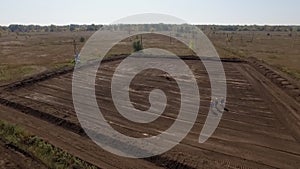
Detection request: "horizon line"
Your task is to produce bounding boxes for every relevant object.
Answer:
[1,23,300,27]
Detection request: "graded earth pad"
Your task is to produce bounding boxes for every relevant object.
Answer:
[0,57,300,169]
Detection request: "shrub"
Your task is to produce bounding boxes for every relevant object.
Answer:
[80,37,85,43]
[133,40,143,52]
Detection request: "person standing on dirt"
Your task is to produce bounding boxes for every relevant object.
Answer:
[211,97,228,114]
[210,98,219,115]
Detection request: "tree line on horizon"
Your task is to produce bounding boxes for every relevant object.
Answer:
[198,25,300,32]
[0,24,103,33]
[0,24,299,33]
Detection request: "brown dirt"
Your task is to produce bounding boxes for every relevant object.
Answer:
[0,57,299,168]
[247,57,300,102]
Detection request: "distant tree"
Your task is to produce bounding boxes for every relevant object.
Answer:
[133,36,143,52]
[69,25,76,31]
[9,24,23,32]
[50,24,57,32]
[44,26,49,32]
[144,24,150,31]
[70,24,79,31]
[87,24,96,31]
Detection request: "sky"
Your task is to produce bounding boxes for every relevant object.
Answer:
[1,0,300,26]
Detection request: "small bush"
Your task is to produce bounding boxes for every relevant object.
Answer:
[80,37,85,43]
[133,40,143,52]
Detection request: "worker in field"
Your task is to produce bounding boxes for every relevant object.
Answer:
[211,97,228,115]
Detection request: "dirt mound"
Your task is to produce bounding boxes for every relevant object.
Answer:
[248,57,300,102]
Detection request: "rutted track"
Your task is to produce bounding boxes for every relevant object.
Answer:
[247,57,300,103]
[0,57,300,169]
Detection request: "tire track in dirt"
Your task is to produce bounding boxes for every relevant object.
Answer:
[237,63,300,142]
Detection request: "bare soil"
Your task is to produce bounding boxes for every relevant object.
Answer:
[0,57,299,169]
[0,30,300,169]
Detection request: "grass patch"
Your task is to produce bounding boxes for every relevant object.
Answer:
[0,120,98,169]
[0,65,36,82]
[214,45,246,58]
[278,66,300,80]
[52,60,75,70]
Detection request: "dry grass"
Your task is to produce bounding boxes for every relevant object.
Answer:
[0,32,90,85]
[208,31,300,80]
[0,65,37,83]
[0,120,98,169]
[0,30,299,83]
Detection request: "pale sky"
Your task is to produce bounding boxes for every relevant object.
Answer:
[1,0,299,26]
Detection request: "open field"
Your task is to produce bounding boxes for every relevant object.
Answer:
[207,31,300,80]
[1,30,300,85]
[0,29,300,168]
[0,56,300,168]
[0,32,92,85]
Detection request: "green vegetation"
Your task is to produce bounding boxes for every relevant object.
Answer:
[3,24,102,33]
[278,66,300,80]
[0,120,98,169]
[197,25,300,32]
[0,65,36,82]
[52,60,75,70]
[133,36,143,52]
[1,24,300,34]
[133,40,143,52]
[80,36,85,43]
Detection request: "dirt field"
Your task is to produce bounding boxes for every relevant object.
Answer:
[0,56,299,168]
[0,30,300,168]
